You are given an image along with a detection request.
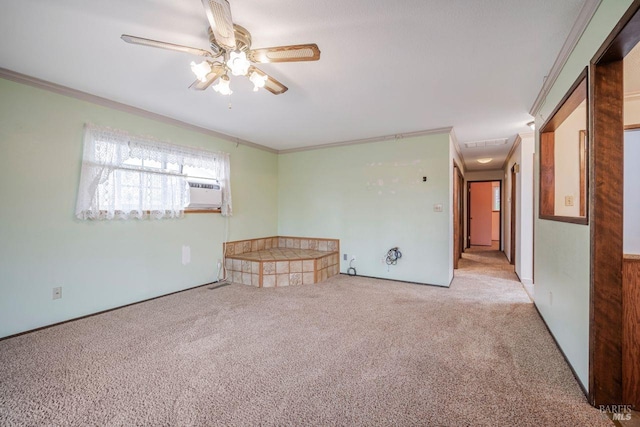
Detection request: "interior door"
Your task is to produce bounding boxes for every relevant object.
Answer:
[469,182,493,246]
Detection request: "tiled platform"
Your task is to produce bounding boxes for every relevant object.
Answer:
[224,237,340,288]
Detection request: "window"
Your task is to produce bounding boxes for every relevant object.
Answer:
[493,185,500,211]
[539,69,588,224]
[75,124,232,220]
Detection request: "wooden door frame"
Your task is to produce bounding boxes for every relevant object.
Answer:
[453,161,464,269]
[510,166,517,265]
[467,180,502,250]
[588,0,640,407]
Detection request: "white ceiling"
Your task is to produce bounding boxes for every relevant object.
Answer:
[0,0,587,170]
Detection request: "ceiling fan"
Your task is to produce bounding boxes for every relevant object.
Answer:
[121,0,321,95]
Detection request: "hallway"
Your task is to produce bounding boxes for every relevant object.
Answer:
[457,243,519,282]
[454,245,640,425]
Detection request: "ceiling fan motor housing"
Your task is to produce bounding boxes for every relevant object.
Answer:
[210,25,252,53]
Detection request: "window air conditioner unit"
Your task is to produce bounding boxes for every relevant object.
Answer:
[186,177,222,209]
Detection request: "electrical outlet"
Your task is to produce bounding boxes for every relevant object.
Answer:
[564,195,574,206]
[434,203,443,212]
[52,287,62,300]
[182,245,191,265]
[343,254,348,261]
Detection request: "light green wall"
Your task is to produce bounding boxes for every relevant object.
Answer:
[278,134,453,286]
[533,0,634,390]
[0,78,278,338]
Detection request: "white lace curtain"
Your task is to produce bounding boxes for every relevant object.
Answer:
[75,124,233,220]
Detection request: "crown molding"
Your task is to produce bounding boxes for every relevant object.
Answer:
[529,0,602,117]
[502,134,522,171]
[448,128,466,174]
[278,127,454,154]
[1,68,473,157]
[0,67,278,154]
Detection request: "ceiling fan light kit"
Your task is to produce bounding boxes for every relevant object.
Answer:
[190,60,213,82]
[212,74,233,95]
[121,0,320,96]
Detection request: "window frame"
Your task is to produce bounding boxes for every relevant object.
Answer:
[538,68,589,225]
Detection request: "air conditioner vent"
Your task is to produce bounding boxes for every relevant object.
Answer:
[186,177,222,209]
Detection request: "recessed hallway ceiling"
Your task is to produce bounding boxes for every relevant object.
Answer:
[0,0,587,167]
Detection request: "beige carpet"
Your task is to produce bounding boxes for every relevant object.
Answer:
[0,250,612,426]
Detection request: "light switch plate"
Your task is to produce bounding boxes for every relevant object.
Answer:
[434,203,443,212]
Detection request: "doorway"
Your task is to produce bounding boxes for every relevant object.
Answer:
[453,163,464,269]
[510,166,517,266]
[589,0,640,407]
[468,180,501,249]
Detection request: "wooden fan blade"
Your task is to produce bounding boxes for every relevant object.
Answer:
[201,0,236,49]
[249,67,288,95]
[248,44,320,63]
[189,64,226,90]
[121,34,212,57]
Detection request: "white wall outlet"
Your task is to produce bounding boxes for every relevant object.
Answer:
[52,286,62,300]
[182,245,191,265]
[564,195,574,206]
[434,203,443,212]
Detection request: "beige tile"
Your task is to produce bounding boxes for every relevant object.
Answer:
[308,240,318,250]
[252,262,260,274]
[290,272,302,286]
[290,260,302,273]
[300,239,309,250]
[328,241,337,252]
[235,242,244,255]
[232,271,242,283]
[293,239,301,249]
[242,273,252,286]
[263,274,275,288]
[322,256,328,268]
[303,260,315,272]
[278,237,286,248]
[320,269,327,282]
[225,243,234,256]
[243,241,252,253]
[318,241,328,252]
[265,239,272,250]
[251,240,258,252]
[232,259,242,272]
[251,274,260,287]
[224,258,233,270]
[242,260,252,273]
[285,238,294,248]
[277,274,290,287]
[257,239,265,250]
[303,272,315,285]
[276,261,290,274]
[263,262,276,275]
